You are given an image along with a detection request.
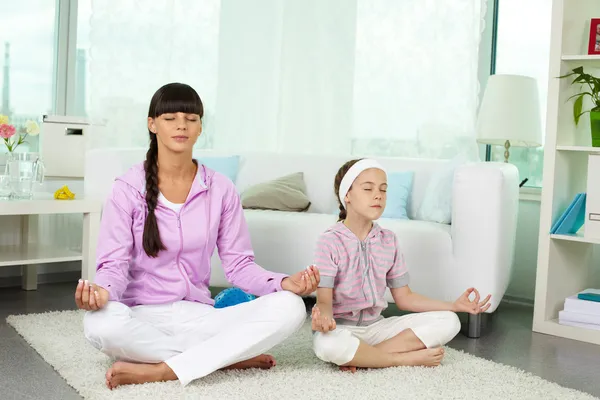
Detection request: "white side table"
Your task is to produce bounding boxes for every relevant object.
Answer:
[0,194,102,290]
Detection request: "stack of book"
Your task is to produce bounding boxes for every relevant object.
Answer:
[559,289,600,330]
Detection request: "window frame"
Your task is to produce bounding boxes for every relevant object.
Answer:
[53,0,78,116]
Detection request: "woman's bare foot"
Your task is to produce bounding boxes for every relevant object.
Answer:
[224,354,276,370]
[339,365,358,373]
[105,361,176,390]
[394,348,445,367]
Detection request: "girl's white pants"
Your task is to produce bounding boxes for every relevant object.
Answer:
[84,291,306,386]
[313,311,461,366]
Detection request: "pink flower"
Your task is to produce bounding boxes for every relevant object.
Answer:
[0,124,16,139]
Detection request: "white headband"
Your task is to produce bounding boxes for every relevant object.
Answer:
[338,159,387,209]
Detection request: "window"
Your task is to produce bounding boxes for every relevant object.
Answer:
[493,0,552,187]
[0,1,57,153]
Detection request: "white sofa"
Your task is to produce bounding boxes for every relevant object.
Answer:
[85,148,519,335]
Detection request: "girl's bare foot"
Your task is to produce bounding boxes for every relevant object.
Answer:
[224,354,276,370]
[105,361,176,390]
[340,348,444,372]
[395,348,445,367]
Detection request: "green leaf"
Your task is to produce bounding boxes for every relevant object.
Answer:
[574,94,584,124]
[576,110,591,122]
[558,71,576,79]
[567,92,593,102]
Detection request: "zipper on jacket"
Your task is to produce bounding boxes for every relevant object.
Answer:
[361,242,377,308]
[175,209,189,298]
[156,172,208,300]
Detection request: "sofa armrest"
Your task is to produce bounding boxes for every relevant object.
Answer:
[450,162,519,313]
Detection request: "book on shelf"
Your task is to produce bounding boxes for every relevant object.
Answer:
[558,319,600,331]
[550,192,586,235]
[564,289,600,315]
[559,310,600,326]
[559,289,600,330]
[578,290,600,303]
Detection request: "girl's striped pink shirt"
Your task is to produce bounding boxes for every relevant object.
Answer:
[314,221,410,326]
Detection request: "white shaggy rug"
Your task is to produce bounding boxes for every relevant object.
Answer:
[6,310,598,400]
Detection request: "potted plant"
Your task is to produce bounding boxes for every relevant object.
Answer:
[559,66,600,147]
[0,114,40,153]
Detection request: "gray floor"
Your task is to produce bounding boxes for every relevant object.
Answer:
[1,282,600,400]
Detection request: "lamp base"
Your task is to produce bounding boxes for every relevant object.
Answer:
[504,140,511,163]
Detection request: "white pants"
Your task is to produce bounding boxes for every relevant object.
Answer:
[84,291,306,386]
[313,311,461,366]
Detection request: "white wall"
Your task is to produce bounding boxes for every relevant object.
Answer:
[505,199,541,303]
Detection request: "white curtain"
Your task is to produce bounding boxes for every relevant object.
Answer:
[87,0,486,159]
[87,0,220,149]
[215,0,357,155]
[351,0,487,159]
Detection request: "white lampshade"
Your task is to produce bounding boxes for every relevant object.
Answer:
[476,74,542,148]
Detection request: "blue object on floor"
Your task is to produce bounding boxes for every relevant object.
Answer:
[214,287,256,308]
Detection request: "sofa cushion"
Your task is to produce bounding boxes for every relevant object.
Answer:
[381,170,414,220]
[198,155,240,184]
[241,172,311,212]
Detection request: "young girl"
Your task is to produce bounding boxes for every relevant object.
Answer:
[75,83,320,389]
[311,158,491,371]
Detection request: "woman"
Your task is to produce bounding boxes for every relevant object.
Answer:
[75,82,319,389]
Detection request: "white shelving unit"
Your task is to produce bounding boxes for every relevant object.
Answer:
[556,145,600,152]
[561,55,600,62]
[533,0,600,345]
[0,194,102,290]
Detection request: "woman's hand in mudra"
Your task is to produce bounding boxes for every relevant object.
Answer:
[75,279,109,311]
[281,265,320,296]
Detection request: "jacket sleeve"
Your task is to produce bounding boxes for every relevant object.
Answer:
[216,180,288,296]
[93,181,135,301]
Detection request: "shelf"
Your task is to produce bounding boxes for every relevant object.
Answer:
[533,319,600,345]
[0,194,102,216]
[556,145,600,153]
[0,244,82,267]
[561,55,600,63]
[550,232,600,244]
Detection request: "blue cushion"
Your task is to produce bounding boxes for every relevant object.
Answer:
[381,170,414,219]
[198,155,240,184]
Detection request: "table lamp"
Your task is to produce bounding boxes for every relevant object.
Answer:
[476,74,543,162]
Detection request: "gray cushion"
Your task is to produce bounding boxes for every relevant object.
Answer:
[241,172,311,212]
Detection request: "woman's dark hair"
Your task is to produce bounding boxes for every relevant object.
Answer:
[334,159,363,222]
[143,82,204,257]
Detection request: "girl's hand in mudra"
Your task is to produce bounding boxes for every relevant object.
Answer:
[311,305,336,333]
[453,287,491,314]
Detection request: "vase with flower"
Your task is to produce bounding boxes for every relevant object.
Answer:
[0,114,45,199]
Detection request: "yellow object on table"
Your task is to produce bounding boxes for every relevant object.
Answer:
[54,185,76,200]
